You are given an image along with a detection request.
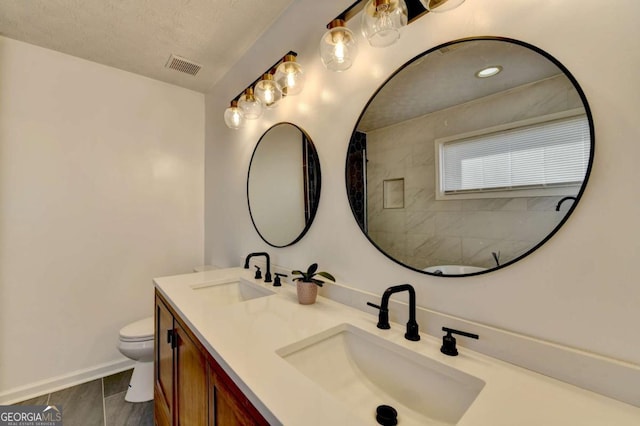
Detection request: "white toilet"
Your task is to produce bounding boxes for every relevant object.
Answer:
[118,316,154,402]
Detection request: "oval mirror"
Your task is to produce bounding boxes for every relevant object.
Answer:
[346,37,594,276]
[248,122,321,247]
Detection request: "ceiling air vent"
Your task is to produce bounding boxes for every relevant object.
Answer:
[165,54,202,76]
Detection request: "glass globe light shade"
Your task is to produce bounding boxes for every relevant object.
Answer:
[224,100,244,130]
[361,0,408,48]
[274,54,305,96]
[238,87,263,120]
[320,19,358,72]
[420,0,465,13]
[254,74,282,108]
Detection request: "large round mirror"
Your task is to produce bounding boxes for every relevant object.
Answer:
[248,122,321,247]
[346,37,594,276]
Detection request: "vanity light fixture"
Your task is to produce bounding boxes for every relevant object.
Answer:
[274,54,305,96]
[223,100,244,130]
[319,0,467,70]
[224,51,301,130]
[320,19,359,72]
[254,74,282,108]
[419,0,466,13]
[361,0,408,48]
[238,87,264,120]
[475,65,503,78]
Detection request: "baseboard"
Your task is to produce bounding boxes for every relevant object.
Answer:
[0,358,135,405]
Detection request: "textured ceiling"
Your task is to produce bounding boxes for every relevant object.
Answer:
[0,0,295,93]
[358,39,563,132]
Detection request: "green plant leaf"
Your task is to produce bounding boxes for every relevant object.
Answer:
[307,263,318,275]
[316,271,335,282]
[292,264,334,284]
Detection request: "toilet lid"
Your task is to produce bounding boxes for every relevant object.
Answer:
[120,317,154,341]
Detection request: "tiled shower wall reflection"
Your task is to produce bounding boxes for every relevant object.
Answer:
[366,75,582,270]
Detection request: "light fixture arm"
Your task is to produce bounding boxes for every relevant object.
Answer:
[331,0,462,27]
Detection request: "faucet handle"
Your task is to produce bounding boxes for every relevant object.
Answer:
[254,265,262,280]
[441,327,479,356]
[366,302,390,329]
[273,273,287,287]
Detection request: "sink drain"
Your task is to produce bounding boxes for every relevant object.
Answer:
[375,405,398,425]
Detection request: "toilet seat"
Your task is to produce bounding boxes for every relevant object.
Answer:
[119,317,154,342]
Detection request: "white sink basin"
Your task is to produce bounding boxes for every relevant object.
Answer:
[277,324,485,425]
[190,278,275,306]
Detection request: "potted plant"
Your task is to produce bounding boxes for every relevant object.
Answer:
[291,263,335,305]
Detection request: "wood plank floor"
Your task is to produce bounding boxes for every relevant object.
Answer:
[13,369,153,426]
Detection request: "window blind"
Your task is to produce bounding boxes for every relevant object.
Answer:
[441,115,590,194]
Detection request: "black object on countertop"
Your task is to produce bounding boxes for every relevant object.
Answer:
[367,284,420,341]
[441,327,479,356]
[244,252,272,283]
[375,405,398,426]
[273,273,287,287]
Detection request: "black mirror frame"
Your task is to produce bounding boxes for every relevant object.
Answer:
[248,122,322,248]
[345,36,595,277]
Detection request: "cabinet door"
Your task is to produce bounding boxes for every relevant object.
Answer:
[155,297,174,426]
[175,323,209,426]
[210,366,268,426]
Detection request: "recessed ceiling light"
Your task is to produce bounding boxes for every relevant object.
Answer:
[475,65,503,78]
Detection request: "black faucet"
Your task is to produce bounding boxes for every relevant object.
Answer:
[243,252,272,283]
[367,284,420,341]
[556,196,577,211]
[491,251,501,267]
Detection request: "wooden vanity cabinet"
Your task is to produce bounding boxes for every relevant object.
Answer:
[174,322,209,425]
[154,290,268,426]
[209,359,269,426]
[155,295,175,426]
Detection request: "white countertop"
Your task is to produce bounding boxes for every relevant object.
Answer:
[154,268,640,425]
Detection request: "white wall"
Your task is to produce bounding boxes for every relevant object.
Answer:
[205,0,640,368]
[0,37,204,400]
